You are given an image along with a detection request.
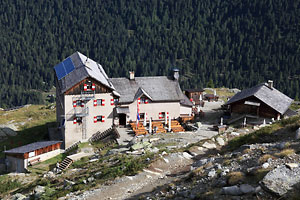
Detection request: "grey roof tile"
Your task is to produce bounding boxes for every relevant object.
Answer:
[5,141,62,154]
[55,52,115,94]
[110,76,189,104]
[226,83,293,114]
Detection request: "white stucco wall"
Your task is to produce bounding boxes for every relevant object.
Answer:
[180,105,192,116]
[28,149,62,163]
[63,93,114,148]
[123,100,181,123]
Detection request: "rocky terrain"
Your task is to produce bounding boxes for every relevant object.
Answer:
[3,99,300,200]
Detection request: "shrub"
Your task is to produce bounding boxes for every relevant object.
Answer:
[227,171,245,185]
[275,149,295,158]
[258,154,276,164]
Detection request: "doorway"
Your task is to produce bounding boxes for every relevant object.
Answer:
[119,114,126,126]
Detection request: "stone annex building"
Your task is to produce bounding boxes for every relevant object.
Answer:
[54,52,193,148]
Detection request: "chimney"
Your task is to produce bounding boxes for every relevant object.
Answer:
[129,71,135,80]
[268,80,273,88]
[173,68,179,81]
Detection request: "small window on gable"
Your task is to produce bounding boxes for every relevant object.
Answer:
[141,97,149,104]
[83,81,95,91]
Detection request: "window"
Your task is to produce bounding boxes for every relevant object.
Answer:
[110,98,119,106]
[94,99,105,106]
[73,117,82,124]
[140,97,149,104]
[29,151,35,158]
[159,112,165,119]
[83,81,95,91]
[140,113,145,120]
[94,115,105,123]
[73,100,84,107]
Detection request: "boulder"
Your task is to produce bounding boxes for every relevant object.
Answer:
[286,163,299,169]
[230,132,240,136]
[34,185,45,198]
[240,184,255,194]
[88,176,95,182]
[208,169,216,178]
[261,165,300,196]
[188,146,206,156]
[182,152,193,159]
[11,193,27,200]
[216,137,225,146]
[192,158,208,168]
[295,128,300,140]
[221,185,243,196]
[202,142,216,149]
[262,162,270,169]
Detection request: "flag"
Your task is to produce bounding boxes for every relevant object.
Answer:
[137,98,140,125]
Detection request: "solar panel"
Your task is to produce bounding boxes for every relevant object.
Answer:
[63,57,75,74]
[54,57,75,80]
[54,63,67,80]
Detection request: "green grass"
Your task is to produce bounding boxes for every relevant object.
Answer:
[204,88,236,102]
[0,175,22,196]
[0,105,56,158]
[290,103,300,111]
[28,153,66,174]
[227,116,300,151]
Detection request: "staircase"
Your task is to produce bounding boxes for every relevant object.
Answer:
[171,120,185,132]
[130,123,148,136]
[58,157,73,171]
[88,127,120,143]
[151,121,167,133]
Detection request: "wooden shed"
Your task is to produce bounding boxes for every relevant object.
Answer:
[5,141,62,172]
[185,89,204,106]
[226,81,293,119]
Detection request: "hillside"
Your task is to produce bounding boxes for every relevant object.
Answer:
[0,0,300,108]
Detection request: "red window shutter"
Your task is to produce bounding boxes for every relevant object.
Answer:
[167,112,169,119]
[145,99,148,104]
[101,99,105,106]
[102,116,105,122]
[159,112,162,119]
[92,83,95,91]
[94,100,97,106]
[73,117,77,124]
[138,98,141,104]
[73,101,77,107]
[94,116,97,123]
[111,99,114,105]
[84,84,87,91]
[81,100,84,107]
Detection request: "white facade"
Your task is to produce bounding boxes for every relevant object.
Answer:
[62,92,115,148]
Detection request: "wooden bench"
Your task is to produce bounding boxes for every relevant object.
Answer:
[28,157,41,166]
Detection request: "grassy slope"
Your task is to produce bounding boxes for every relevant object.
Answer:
[0,105,56,158]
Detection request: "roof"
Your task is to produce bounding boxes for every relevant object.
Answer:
[226,83,293,114]
[54,52,115,94]
[116,107,130,114]
[284,108,298,117]
[185,89,204,93]
[5,141,62,154]
[180,94,194,107]
[110,76,188,104]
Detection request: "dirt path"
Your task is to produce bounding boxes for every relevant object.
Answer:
[70,152,194,200]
